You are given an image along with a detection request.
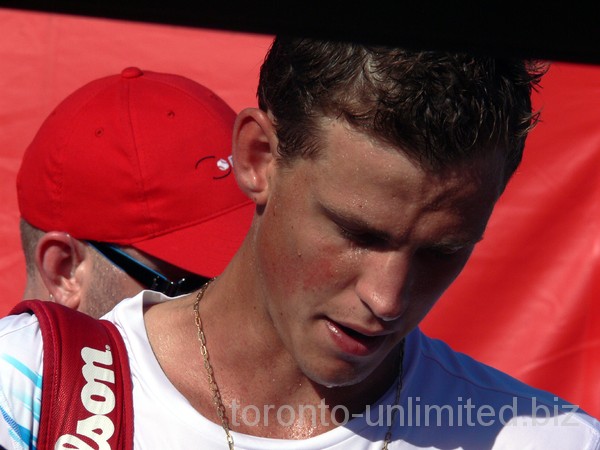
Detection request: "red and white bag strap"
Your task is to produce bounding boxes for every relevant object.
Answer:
[10,300,134,450]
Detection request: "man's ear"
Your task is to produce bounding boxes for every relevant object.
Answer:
[35,232,88,310]
[232,108,279,205]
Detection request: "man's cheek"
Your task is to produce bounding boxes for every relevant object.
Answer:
[298,247,352,293]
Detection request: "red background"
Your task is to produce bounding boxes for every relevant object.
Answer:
[1,7,598,419]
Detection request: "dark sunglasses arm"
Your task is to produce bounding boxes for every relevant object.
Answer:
[87,241,208,296]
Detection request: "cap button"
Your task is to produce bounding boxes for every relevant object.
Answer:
[121,67,144,79]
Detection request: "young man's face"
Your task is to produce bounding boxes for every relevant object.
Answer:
[253,118,505,387]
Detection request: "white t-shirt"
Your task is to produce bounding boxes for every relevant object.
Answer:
[1,291,599,449]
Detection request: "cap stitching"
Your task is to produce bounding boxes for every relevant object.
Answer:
[125,78,155,237]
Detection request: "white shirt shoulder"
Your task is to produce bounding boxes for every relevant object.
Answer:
[0,311,43,449]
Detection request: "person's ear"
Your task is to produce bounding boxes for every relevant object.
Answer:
[35,232,88,310]
[232,108,279,205]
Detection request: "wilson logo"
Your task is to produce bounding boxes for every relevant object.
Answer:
[55,346,116,449]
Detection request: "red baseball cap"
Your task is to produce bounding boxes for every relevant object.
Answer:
[17,67,253,277]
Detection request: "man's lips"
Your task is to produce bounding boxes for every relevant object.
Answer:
[325,319,388,356]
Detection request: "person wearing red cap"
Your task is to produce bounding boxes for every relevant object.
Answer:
[2,38,600,449]
[16,66,253,318]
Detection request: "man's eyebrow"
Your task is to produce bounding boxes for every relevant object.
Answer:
[320,203,486,248]
[320,204,394,241]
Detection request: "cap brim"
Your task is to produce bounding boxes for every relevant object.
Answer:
[131,200,254,277]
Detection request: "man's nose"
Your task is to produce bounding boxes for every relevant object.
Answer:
[355,250,412,321]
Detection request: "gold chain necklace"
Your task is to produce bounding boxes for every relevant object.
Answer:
[193,279,405,450]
